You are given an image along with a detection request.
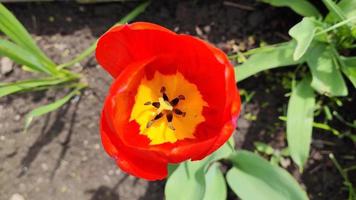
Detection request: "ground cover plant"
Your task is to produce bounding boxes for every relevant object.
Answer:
[0,1,355,200]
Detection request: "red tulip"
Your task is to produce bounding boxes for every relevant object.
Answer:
[96,22,241,180]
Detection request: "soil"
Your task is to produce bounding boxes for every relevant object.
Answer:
[0,1,355,200]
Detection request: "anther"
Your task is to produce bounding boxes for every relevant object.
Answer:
[144,101,151,105]
[152,102,160,108]
[146,113,163,128]
[174,109,186,117]
[178,95,185,100]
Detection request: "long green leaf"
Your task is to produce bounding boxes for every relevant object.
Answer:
[58,1,150,69]
[235,41,301,82]
[25,87,82,130]
[165,140,234,200]
[0,78,69,98]
[336,0,356,21]
[306,43,348,96]
[202,163,226,200]
[286,76,315,169]
[226,151,309,200]
[260,0,321,17]
[340,56,356,88]
[322,0,347,21]
[0,39,52,74]
[0,3,56,70]
[289,17,317,61]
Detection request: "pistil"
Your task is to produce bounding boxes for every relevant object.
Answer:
[144,86,186,130]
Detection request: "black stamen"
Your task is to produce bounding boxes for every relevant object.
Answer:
[178,95,185,100]
[160,86,169,101]
[174,109,186,117]
[166,112,173,122]
[152,102,160,108]
[160,86,166,93]
[163,93,169,101]
[154,112,164,120]
[146,113,163,128]
[170,98,180,106]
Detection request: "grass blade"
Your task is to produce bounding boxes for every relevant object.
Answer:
[0,3,56,69]
[287,76,315,169]
[0,77,71,98]
[0,39,54,74]
[322,0,347,21]
[24,86,83,130]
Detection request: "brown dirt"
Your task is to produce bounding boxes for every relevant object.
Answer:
[0,1,354,200]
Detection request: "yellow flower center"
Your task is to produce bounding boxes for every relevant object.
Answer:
[130,72,208,145]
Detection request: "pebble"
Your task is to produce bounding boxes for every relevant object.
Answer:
[1,57,14,75]
[10,193,25,200]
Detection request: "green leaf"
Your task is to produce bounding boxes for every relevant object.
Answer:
[165,140,234,200]
[0,78,69,98]
[340,56,356,88]
[286,76,315,169]
[289,17,317,61]
[0,3,56,69]
[226,151,309,200]
[323,0,347,21]
[25,87,82,130]
[235,41,301,82]
[260,0,321,17]
[254,142,274,155]
[202,163,226,200]
[0,39,52,74]
[336,0,356,21]
[306,43,348,96]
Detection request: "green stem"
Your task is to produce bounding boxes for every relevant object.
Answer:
[315,16,356,36]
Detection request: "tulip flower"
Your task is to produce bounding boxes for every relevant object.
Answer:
[96,22,240,180]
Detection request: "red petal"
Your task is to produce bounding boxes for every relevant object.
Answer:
[96,22,177,78]
[101,103,168,180]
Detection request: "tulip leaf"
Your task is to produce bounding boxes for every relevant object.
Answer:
[260,0,321,17]
[235,41,301,82]
[0,77,69,98]
[202,163,226,200]
[289,17,317,61]
[323,0,347,21]
[0,3,56,69]
[286,76,315,169]
[0,39,53,74]
[306,43,348,96]
[25,87,82,130]
[226,151,309,200]
[340,56,356,88]
[165,139,234,200]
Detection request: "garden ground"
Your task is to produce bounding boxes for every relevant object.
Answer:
[0,1,354,200]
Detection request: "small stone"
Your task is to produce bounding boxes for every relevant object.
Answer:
[10,193,25,200]
[203,25,211,33]
[195,26,203,36]
[0,135,5,141]
[41,163,48,171]
[1,57,14,75]
[14,115,20,121]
